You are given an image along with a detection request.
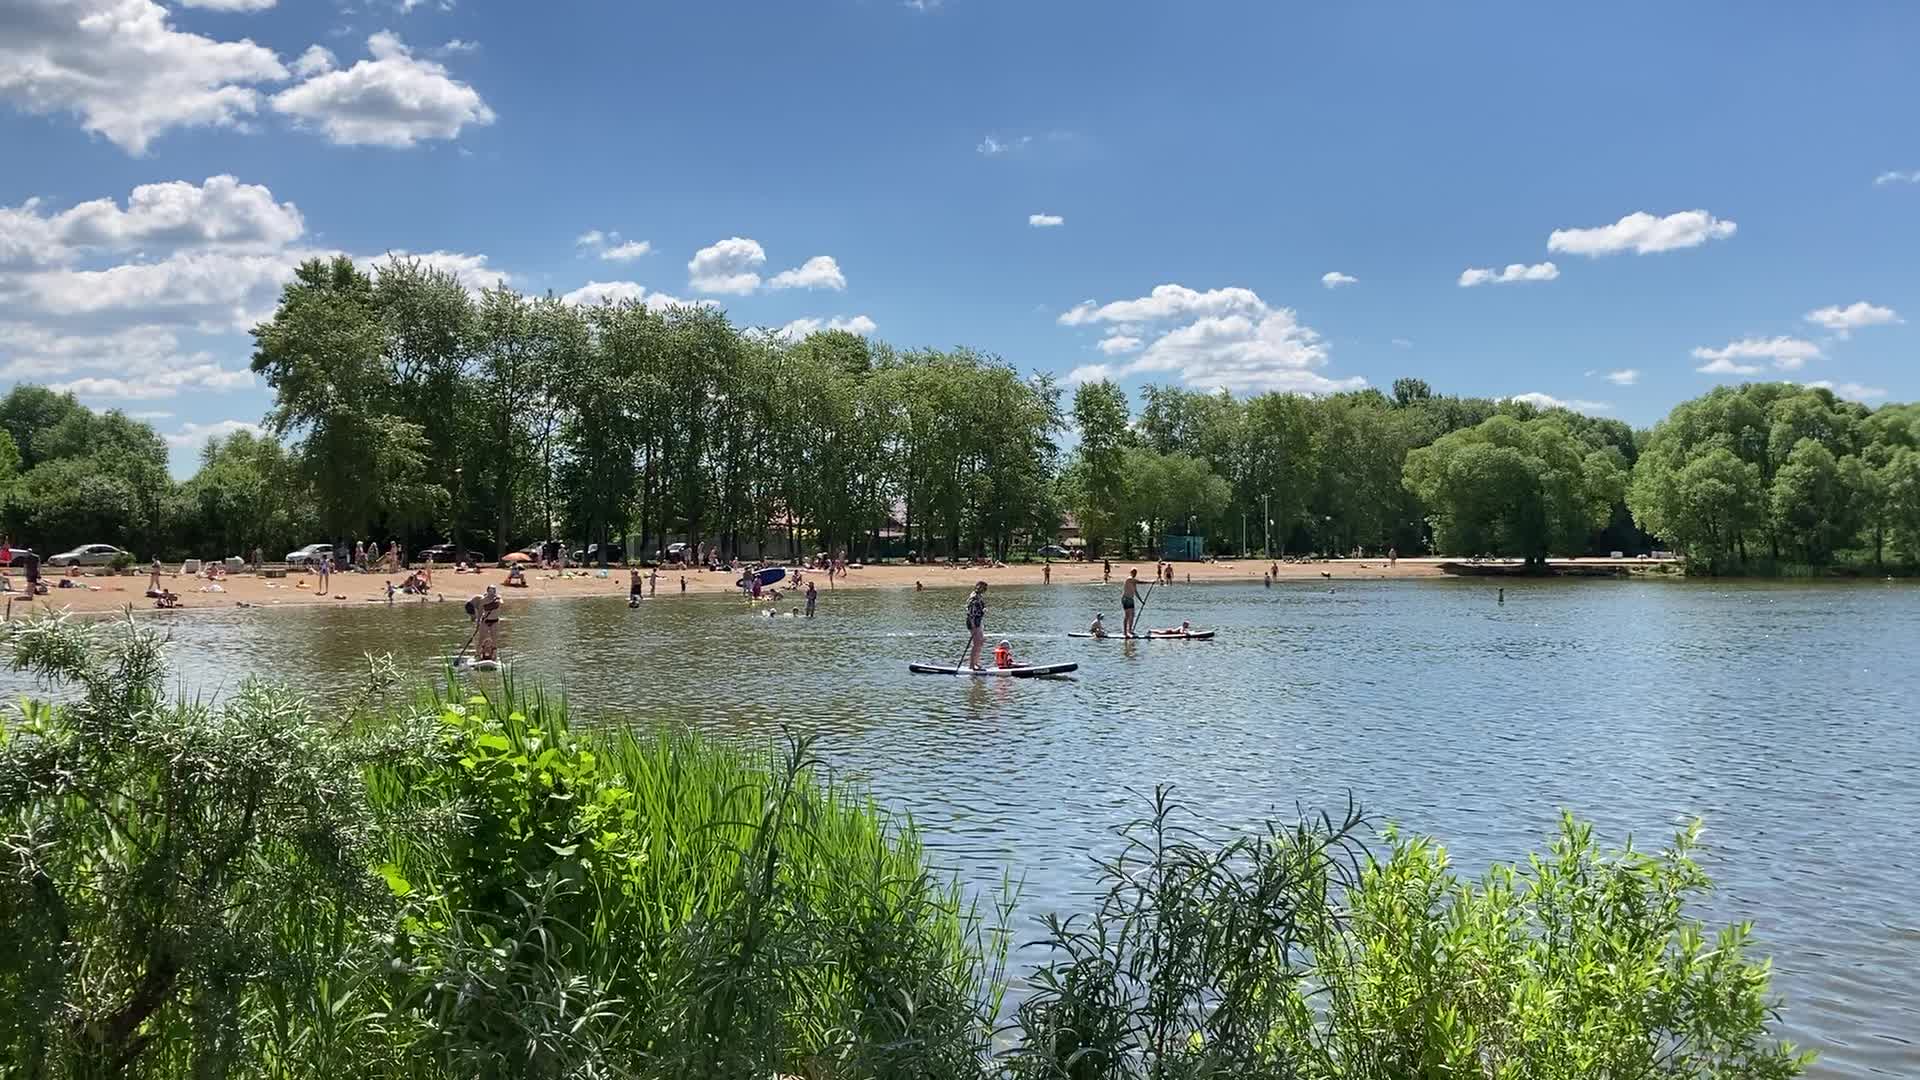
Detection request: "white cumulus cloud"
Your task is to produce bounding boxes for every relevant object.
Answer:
[1804,301,1900,337]
[1873,170,1920,186]
[559,280,704,312]
[290,45,335,77]
[776,315,876,341]
[1547,210,1737,257]
[1458,262,1559,287]
[600,240,651,262]
[1029,213,1064,228]
[1690,336,1820,373]
[0,175,305,266]
[1804,380,1888,402]
[977,134,1032,156]
[272,31,494,147]
[688,236,766,295]
[766,254,845,291]
[163,418,265,449]
[1096,334,1142,356]
[54,362,254,401]
[1320,271,1357,289]
[0,0,288,154]
[1604,369,1640,386]
[1505,392,1611,414]
[1058,283,1360,395]
[180,0,276,10]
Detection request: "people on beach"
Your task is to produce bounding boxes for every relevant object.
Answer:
[505,563,527,588]
[805,580,817,618]
[680,574,686,593]
[316,553,331,595]
[149,558,162,592]
[1102,558,1112,583]
[22,550,42,597]
[1088,612,1108,638]
[965,581,988,668]
[154,588,181,609]
[648,567,658,597]
[915,580,924,591]
[1121,568,1140,638]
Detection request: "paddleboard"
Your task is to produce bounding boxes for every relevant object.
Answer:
[456,658,502,671]
[739,566,786,589]
[1068,630,1215,640]
[908,662,1078,677]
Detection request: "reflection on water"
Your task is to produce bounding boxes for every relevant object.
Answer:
[6,579,1916,1077]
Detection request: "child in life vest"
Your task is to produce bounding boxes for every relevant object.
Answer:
[993,640,1014,669]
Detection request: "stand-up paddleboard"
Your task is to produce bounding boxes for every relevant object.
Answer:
[455,657,503,671]
[1068,630,1215,640]
[908,661,1078,677]
[738,566,786,589]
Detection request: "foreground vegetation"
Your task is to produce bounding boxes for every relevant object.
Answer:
[0,614,1810,1077]
[2,254,1915,573]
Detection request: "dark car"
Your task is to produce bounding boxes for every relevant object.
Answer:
[570,542,626,566]
[416,544,488,564]
[1036,544,1071,559]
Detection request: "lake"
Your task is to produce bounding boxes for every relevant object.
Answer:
[6,578,1915,1076]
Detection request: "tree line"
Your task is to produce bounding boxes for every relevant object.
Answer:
[0,253,1914,572]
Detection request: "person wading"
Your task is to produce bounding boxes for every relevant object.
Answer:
[1121,568,1141,638]
[965,580,988,669]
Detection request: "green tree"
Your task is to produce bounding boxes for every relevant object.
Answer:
[1405,414,1624,566]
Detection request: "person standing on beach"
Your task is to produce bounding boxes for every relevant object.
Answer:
[354,540,366,570]
[965,581,988,669]
[805,579,817,618]
[148,558,162,592]
[1121,568,1140,638]
[1043,561,1051,584]
[1102,558,1112,583]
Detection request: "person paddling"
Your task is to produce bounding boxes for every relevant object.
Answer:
[965,580,988,669]
[1121,568,1140,638]
[469,585,503,661]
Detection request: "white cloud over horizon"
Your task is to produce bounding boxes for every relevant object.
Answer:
[1321,271,1357,289]
[1029,213,1064,228]
[1458,262,1558,287]
[1804,380,1888,402]
[163,418,265,449]
[1061,283,1360,395]
[1691,336,1821,373]
[767,255,846,291]
[1547,210,1736,256]
[1805,301,1900,337]
[688,236,766,295]
[1604,369,1640,386]
[775,314,876,341]
[1506,391,1611,414]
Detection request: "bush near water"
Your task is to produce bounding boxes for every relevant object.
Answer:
[0,614,1811,1077]
[1,257,1918,575]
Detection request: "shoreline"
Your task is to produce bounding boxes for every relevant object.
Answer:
[0,556,1690,621]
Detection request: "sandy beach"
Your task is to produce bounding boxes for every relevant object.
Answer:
[0,555,1677,621]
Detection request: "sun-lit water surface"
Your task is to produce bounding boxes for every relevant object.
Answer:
[7,577,1915,1077]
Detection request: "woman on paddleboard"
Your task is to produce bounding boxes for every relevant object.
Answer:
[965,581,988,668]
[1121,568,1140,638]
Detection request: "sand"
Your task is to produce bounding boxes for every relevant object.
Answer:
[1,556,1474,619]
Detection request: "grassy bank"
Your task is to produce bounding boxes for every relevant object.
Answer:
[1,614,1811,1078]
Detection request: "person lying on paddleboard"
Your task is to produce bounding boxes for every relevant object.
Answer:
[1153,620,1194,636]
[1088,612,1108,638]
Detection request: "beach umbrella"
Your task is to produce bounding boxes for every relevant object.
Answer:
[502,551,533,563]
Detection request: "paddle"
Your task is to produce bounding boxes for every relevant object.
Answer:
[1129,580,1157,638]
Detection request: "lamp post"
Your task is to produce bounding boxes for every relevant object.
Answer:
[1262,493,1271,557]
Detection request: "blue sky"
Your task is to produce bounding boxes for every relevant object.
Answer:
[2,0,1917,473]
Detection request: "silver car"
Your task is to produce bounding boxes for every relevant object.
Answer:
[46,543,128,567]
[286,543,333,566]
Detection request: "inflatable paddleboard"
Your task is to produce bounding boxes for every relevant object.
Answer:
[456,658,502,671]
[1068,630,1215,640]
[908,662,1078,677]
[738,566,786,589]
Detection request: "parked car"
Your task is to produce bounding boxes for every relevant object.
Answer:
[520,540,567,562]
[46,543,128,567]
[1036,544,1070,559]
[570,542,625,565]
[286,543,333,566]
[417,544,489,564]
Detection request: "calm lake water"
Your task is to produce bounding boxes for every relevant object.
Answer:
[7,578,1917,1076]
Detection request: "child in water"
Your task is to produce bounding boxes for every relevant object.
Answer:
[993,639,1015,669]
